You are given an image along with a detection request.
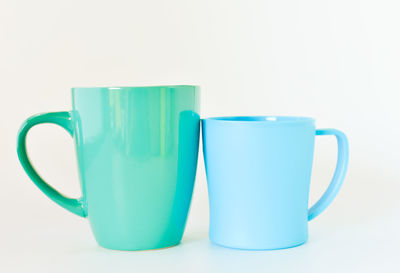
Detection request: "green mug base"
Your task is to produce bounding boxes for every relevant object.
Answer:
[96,239,181,251]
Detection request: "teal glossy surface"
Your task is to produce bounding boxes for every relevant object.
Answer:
[17,86,200,250]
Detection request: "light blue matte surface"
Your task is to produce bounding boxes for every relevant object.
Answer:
[202,116,349,250]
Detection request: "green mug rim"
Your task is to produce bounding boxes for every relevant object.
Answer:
[72,85,199,90]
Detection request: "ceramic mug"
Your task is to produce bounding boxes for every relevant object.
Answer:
[17,85,200,250]
[202,116,349,250]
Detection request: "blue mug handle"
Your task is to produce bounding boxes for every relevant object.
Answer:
[308,129,349,221]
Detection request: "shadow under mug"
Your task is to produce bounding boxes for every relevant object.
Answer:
[17,86,200,250]
[202,116,349,250]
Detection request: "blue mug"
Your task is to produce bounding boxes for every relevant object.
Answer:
[202,116,349,250]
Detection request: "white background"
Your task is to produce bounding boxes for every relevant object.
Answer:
[1,0,399,272]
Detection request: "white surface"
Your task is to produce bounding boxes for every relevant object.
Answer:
[1,0,399,272]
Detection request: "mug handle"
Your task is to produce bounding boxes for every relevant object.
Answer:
[308,128,349,221]
[17,111,87,217]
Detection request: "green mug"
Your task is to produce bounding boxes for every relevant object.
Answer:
[17,86,200,250]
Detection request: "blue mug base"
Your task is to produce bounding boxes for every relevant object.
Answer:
[210,239,307,251]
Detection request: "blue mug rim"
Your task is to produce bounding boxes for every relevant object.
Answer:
[202,116,315,124]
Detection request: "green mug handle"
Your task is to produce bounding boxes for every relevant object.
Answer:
[17,111,87,217]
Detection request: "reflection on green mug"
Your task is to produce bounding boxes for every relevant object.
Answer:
[17,86,200,250]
